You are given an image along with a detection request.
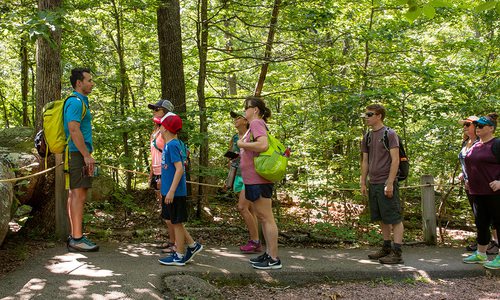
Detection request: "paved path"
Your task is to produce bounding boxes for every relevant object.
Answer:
[0,243,496,299]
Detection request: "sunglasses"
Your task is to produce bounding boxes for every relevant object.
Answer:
[153,107,162,112]
[463,122,472,127]
[245,106,255,110]
[362,112,376,118]
[474,123,488,129]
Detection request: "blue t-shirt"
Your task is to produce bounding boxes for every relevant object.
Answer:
[63,91,93,153]
[161,139,187,197]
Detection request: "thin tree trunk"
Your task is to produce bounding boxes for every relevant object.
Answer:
[361,1,374,96]
[254,0,281,97]
[0,88,9,128]
[196,0,208,219]
[20,35,29,126]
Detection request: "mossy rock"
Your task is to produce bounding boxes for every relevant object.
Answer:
[0,127,35,152]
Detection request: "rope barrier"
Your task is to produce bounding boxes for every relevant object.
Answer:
[0,162,63,183]
[100,164,223,188]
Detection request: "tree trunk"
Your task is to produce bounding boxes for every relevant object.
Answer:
[195,0,208,219]
[20,35,30,126]
[35,0,62,132]
[157,0,192,208]
[26,0,62,236]
[157,0,187,114]
[254,0,281,97]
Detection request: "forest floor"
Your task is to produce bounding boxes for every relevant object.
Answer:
[2,189,499,299]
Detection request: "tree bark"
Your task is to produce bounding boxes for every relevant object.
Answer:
[254,0,281,97]
[20,35,30,126]
[195,0,209,219]
[157,0,187,114]
[35,0,62,132]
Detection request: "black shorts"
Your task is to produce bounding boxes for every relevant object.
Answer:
[150,175,161,190]
[161,195,188,224]
[68,152,92,189]
[245,184,274,202]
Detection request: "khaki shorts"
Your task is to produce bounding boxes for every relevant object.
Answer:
[68,152,92,189]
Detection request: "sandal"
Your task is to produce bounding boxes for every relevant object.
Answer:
[160,242,176,253]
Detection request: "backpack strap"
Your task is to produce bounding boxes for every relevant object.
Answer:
[152,131,163,153]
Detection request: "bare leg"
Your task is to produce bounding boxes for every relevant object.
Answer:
[237,192,259,241]
[67,188,88,238]
[253,197,278,259]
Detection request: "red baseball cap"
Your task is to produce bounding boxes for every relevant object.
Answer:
[154,114,182,134]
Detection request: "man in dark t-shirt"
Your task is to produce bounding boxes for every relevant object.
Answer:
[360,104,404,264]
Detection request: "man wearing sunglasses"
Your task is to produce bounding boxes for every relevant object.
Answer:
[360,104,404,264]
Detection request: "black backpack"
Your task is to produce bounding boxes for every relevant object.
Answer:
[366,127,409,181]
[492,138,500,163]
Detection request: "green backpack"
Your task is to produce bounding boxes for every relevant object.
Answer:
[254,132,288,182]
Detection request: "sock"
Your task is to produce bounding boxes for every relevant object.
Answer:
[477,251,487,256]
[188,242,197,248]
[252,240,260,244]
[393,243,402,250]
[383,240,391,248]
[73,236,83,241]
[176,252,184,259]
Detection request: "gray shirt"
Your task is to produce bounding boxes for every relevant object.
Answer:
[361,126,399,184]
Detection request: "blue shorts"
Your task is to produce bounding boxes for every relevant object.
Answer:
[233,175,245,193]
[245,184,274,202]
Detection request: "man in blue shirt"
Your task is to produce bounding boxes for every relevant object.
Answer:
[64,68,98,252]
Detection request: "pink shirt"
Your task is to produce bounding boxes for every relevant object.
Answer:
[240,119,272,185]
[150,129,165,175]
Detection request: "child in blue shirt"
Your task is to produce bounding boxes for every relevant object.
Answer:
[156,114,203,266]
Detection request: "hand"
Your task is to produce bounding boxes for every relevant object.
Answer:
[465,180,469,190]
[164,191,174,204]
[84,155,95,175]
[458,173,464,181]
[489,180,500,192]
[360,184,367,196]
[384,183,394,199]
[237,140,243,148]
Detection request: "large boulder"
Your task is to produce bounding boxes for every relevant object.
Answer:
[0,162,15,246]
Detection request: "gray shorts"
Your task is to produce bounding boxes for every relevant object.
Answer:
[368,182,402,224]
[68,152,92,189]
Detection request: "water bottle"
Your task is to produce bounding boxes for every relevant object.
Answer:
[284,146,291,158]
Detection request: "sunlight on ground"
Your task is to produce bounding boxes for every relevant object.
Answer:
[1,278,47,300]
[118,244,157,257]
[45,253,119,277]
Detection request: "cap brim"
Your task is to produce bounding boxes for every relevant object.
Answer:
[148,104,158,110]
[230,111,244,119]
[153,116,162,124]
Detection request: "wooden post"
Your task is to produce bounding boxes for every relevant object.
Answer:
[55,154,69,240]
[421,175,436,245]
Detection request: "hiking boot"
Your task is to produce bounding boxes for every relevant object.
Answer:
[463,251,487,264]
[484,255,500,270]
[249,252,270,265]
[240,240,262,253]
[67,236,99,252]
[252,256,282,270]
[183,242,203,263]
[368,246,391,260]
[158,252,185,266]
[379,248,404,264]
[486,241,499,255]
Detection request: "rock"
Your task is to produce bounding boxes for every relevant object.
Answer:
[162,275,224,300]
[0,162,15,246]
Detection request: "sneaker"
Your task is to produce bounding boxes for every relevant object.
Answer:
[379,248,404,264]
[484,255,500,270]
[249,252,270,265]
[67,236,99,252]
[252,256,282,270]
[183,242,203,263]
[240,240,262,253]
[486,241,499,255]
[158,252,185,266]
[463,251,487,264]
[368,246,391,260]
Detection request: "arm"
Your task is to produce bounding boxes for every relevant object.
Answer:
[68,121,95,169]
[360,152,369,196]
[384,148,400,198]
[237,134,268,153]
[165,161,184,204]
